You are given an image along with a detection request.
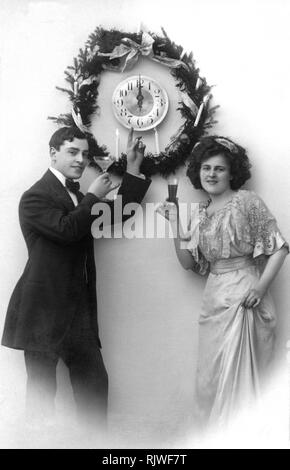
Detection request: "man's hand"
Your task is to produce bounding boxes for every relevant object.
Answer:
[87,172,120,199]
[126,127,146,176]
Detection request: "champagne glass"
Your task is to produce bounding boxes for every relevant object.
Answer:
[93,155,119,201]
[158,175,179,222]
[93,155,115,173]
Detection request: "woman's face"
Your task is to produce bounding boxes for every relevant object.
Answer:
[199,154,232,196]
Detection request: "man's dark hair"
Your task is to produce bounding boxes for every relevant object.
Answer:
[49,126,88,151]
[186,136,252,190]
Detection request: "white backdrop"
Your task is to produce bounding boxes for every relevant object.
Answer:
[0,0,290,449]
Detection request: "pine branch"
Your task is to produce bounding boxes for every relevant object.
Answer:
[56,86,74,98]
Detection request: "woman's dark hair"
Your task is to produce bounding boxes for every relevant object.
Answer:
[49,126,87,150]
[186,135,251,190]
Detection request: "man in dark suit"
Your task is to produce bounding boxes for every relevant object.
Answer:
[1,126,150,431]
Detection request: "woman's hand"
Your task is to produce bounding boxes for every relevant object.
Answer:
[155,200,179,222]
[88,172,120,199]
[241,247,288,309]
[240,287,266,309]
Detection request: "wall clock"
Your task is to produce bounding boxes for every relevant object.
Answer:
[49,27,216,176]
[112,74,169,131]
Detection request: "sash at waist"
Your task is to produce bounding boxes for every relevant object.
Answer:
[210,256,254,274]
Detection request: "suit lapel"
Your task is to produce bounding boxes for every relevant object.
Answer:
[41,169,76,211]
[76,191,84,205]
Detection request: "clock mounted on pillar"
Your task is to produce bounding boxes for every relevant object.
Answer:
[112,74,169,131]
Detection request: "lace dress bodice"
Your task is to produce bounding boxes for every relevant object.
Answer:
[186,190,288,274]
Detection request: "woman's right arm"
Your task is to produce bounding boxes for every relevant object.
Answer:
[172,220,197,271]
[159,202,199,271]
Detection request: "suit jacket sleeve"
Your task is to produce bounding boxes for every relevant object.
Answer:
[20,189,99,245]
[20,172,151,246]
[92,172,151,225]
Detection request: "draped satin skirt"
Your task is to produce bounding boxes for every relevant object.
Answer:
[195,257,276,427]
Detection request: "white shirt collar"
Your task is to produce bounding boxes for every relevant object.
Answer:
[49,167,67,187]
[49,167,78,206]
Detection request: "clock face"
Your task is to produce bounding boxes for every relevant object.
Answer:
[112,75,169,131]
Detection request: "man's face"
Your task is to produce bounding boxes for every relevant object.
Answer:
[50,138,89,180]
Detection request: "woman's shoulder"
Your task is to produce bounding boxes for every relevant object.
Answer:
[237,188,256,199]
[236,189,276,222]
[236,189,263,206]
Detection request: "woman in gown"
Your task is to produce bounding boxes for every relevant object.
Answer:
[160,136,288,427]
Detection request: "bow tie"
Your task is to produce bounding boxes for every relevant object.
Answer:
[65,179,80,194]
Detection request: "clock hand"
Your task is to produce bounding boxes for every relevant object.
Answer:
[136,74,144,112]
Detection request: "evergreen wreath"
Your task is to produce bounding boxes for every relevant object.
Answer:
[48,27,218,177]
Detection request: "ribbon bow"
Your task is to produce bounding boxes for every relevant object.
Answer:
[100,32,189,72]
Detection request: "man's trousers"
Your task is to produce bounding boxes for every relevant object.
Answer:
[24,289,108,431]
